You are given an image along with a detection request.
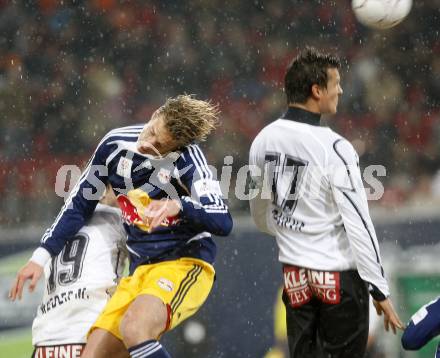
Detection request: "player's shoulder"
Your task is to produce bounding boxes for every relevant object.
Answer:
[174,143,214,179]
[80,204,124,240]
[250,120,279,149]
[95,124,144,153]
[83,204,121,228]
[257,119,282,135]
[103,124,144,140]
[254,117,323,142]
[330,134,358,165]
[331,132,355,153]
[177,143,207,165]
[93,203,122,218]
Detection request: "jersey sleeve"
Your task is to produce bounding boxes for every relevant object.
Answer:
[248,137,276,236]
[176,144,233,236]
[39,136,110,260]
[402,297,440,350]
[330,139,390,300]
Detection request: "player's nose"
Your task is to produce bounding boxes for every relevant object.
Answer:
[137,141,151,154]
[138,140,160,155]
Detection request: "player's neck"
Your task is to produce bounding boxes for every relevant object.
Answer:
[288,101,321,115]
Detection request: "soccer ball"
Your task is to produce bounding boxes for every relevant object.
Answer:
[352,0,413,30]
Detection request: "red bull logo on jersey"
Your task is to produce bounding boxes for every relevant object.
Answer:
[283,265,340,307]
[117,189,180,232]
[157,168,172,184]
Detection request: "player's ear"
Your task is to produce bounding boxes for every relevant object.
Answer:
[311,84,321,99]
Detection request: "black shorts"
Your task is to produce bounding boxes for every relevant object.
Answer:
[32,344,85,358]
[282,265,369,358]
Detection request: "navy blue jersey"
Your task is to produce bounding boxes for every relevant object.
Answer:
[402,296,440,356]
[41,125,233,273]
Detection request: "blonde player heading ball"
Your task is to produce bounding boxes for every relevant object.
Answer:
[11,95,233,358]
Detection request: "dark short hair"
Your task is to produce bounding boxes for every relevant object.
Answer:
[284,47,341,104]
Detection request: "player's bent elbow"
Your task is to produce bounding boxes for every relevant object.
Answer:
[211,215,233,236]
[223,215,233,236]
[401,331,425,350]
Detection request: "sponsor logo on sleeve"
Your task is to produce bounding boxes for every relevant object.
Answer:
[412,306,428,325]
[193,179,222,197]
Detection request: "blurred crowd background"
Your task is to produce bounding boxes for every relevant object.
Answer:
[0,0,439,227]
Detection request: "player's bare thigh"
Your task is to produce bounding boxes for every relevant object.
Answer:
[82,328,129,358]
[120,294,168,347]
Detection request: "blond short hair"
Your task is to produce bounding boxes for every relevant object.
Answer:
[158,94,219,145]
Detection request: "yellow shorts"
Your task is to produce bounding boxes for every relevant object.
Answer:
[91,257,215,340]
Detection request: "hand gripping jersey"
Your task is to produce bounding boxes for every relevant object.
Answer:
[249,107,389,300]
[32,204,127,346]
[39,125,232,274]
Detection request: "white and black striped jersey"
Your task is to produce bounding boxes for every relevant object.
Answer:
[38,125,232,274]
[249,107,389,300]
[32,204,127,346]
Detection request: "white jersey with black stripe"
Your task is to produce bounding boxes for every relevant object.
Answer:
[32,204,127,346]
[249,107,389,299]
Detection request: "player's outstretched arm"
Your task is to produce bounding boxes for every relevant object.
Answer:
[373,298,404,334]
[37,129,116,268]
[10,129,117,300]
[9,247,50,300]
[9,261,43,301]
